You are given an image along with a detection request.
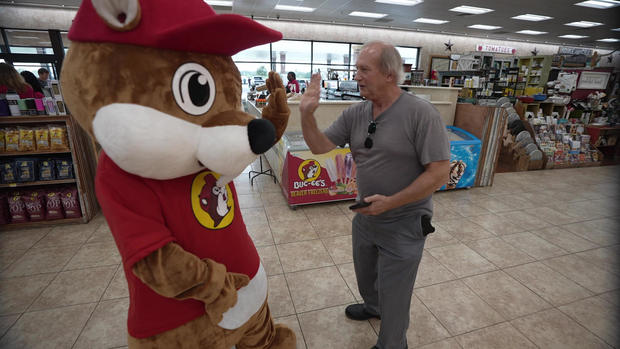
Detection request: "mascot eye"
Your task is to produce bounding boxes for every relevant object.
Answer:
[212,186,221,195]
[172,62,216,115]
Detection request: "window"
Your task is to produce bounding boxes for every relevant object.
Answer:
[232,40,419,86]
[233,43,271,63]
[5,29,54,54]
[275,63,312,80]
[313,42,350,65]
[272,40,311,64]
[396,46,419,67]
[312,65,352,80]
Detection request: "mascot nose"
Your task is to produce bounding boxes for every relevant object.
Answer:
[247,118,276,154]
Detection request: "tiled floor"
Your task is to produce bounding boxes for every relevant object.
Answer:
[0,162,618,349]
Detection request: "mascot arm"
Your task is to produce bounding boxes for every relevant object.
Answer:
[132,242,250,324]
[262,71,290,140]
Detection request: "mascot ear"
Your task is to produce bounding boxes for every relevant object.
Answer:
[92,0,141,31]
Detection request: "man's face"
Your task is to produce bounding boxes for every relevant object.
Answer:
[287,73,293,82]
[40,72,49,81]
[354,46,391,100]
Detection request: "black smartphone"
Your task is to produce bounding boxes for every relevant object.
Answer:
[349,201,371,210]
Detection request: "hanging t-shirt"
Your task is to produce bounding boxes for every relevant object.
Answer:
[287,79,300,93]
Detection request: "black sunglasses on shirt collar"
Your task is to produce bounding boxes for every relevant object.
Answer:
[364,120,376,149]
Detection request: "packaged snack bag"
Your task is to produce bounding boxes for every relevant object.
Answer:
[39,159,56,180]
[0,128,5,152]
[5,127,19,152]
[23,190,45,221]
[45,190,64,220]
[55,159,74,179]
[49,125,69,150]
[8,192,28,223]
[0,192,9,224]
[1,162,17,183]
[15,158,36,182]
[61,187,81,218]
[35,127,51,151]
[18,126,35,152]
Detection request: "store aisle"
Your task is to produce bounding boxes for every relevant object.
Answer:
[0,162,618,349]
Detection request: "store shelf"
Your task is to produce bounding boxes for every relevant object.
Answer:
[0,150,71,157]
[1,217,84,229]
[0,115,70,124]
[0,179,76,188]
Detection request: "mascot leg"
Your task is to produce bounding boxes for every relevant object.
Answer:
[237,300,296,349]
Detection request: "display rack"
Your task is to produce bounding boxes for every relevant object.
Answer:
[517,55,552,95]
[1,114,98,228]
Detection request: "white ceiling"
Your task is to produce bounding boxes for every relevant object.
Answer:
[3,0,620,49]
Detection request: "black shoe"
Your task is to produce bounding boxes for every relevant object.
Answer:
[345,304,380,321]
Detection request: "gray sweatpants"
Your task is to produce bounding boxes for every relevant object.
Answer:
[352,213,426,349]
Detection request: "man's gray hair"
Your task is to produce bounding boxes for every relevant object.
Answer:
[361,41,404,84]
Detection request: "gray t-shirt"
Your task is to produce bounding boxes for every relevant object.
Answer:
[324,91,450,220]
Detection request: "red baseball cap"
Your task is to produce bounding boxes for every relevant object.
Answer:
[68,0,282,56]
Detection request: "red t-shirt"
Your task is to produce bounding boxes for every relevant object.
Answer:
[96,151,260,338]
[287,80,300,93]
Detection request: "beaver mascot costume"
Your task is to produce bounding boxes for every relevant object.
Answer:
[61,0,294,348]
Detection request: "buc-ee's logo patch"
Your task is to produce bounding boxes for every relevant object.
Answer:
[298,159,321,182]
[191,171,234,229]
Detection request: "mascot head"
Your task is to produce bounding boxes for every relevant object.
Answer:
[61,0,288,185]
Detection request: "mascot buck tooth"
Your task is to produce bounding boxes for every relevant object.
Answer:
[61,0,294,348]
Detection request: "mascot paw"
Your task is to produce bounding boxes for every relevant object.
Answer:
[269,324,296,349]
[261,71,290,140]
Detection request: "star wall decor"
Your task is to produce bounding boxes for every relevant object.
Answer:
[608,55,613,63]
[531,47,538,56]
[444,40,454,51]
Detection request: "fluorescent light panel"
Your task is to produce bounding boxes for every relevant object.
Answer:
[12,36,40,39]
[274,5,315,12]
[559,34,589,38]
[449,5,494,14]
[512,14,553,21]
[414,18,449,24]
[565,21,604,27]
[375,0,423,6]
[468,24,502,30]
[597,38,620,42]
[348,11,387,18]
[612,28,620,31]
[205,0,233,6]
[517,30,548,35]
[575,0,620,9]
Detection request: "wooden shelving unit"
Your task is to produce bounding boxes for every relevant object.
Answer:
[1,114,98,228]
[0,179,76,188]
[0,150,71,157]
[517,56,552,95]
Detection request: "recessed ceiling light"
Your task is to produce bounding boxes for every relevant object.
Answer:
[597,38,620,42]
[565,21,604,27]
[449,5,494,14]
[205,0,233,6]
[511,14,553,21]
[413,18,449,24]
[559,34,590,38]
[348,11,387,18]
[516,30,548,35]
[274,5,315,12]
[375,0,423,6]
[575,0,620,9]
[468,24,502,30]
